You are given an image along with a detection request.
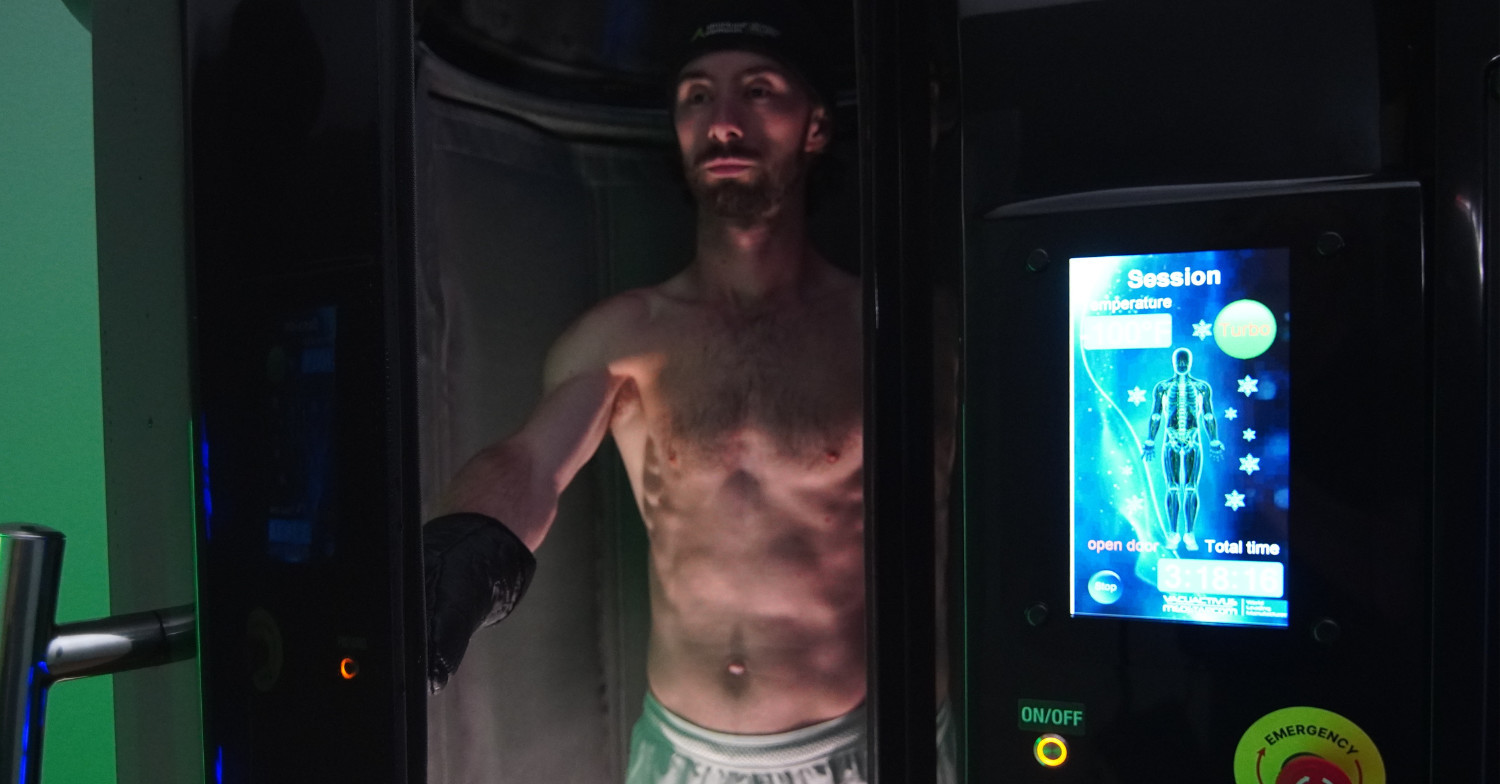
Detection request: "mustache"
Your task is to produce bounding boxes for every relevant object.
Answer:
[693,143,761,167]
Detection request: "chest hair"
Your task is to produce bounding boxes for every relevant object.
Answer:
[656,302,861,460]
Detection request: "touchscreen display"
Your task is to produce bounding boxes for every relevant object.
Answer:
[1070,249,1289,627]
[266,305,338,565]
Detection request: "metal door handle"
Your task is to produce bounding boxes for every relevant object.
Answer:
[0,523,195,784]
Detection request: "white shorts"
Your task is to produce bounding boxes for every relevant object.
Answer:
[626,693,868,784]
[626,693,958,784]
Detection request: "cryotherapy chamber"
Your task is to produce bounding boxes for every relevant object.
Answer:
[956,0,1498,782]
[171,0,1496,779]
[184,0,951,782]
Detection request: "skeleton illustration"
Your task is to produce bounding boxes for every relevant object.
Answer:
[1142,348,1224,549]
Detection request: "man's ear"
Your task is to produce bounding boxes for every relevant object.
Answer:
[804,105,831,154]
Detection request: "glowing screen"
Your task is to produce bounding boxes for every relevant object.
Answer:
[266,305,338,565]
[1070,249,1289,627]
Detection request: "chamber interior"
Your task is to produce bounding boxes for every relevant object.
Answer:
[415,29,863,777]
[415,49,690,781]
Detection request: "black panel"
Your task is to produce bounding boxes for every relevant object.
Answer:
[196,268,411,781]
[859,0,940,778]
[186,0,421,779]
[1429,0,1500,780]
[961,0,1390,207]
[964,185,1429,781]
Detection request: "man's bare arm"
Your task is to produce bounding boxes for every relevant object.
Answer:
[438,370,622,550]
[436,294,641,551]
[423,296,641,692]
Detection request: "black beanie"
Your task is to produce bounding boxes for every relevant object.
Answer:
[672,0,836,107]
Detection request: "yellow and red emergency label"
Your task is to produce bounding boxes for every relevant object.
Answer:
[1233,706,1385,784]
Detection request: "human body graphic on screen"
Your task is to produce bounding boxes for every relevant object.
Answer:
[1141,348,1223,550]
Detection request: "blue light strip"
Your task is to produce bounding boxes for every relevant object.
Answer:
[198,416,214,539]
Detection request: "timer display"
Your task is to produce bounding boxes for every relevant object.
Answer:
[1156,558,1283,598]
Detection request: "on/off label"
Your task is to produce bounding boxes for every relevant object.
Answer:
[1018,699,1087,736]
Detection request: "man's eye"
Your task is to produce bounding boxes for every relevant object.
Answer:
[747,85,770,98]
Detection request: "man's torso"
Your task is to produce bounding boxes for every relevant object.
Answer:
[594,268,866,734]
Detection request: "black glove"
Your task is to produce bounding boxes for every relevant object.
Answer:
[423,512,536,694]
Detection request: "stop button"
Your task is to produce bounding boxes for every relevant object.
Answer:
[1233,706,1384,784]
[1276,755,1353,784]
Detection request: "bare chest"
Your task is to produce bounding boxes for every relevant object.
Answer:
[645,303,863,462]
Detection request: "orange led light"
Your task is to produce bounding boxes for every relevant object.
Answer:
[1034,733,1068,768]
[339,657,359,680]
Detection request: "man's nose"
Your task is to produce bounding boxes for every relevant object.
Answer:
[706,100,744,143]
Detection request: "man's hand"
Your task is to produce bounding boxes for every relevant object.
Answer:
[1141,439,1156,462]
[424,513,536,694]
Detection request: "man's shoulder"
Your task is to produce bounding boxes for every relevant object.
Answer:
[570,288,657,334]
[543,286,671,389]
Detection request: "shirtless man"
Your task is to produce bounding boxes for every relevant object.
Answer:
[422,2,876,781]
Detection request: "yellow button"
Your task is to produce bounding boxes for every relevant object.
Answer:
[1034,733,1068,767]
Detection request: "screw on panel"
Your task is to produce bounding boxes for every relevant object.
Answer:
[1025,603,1050,627]
[1315,232,1345,258]
[1025,249,1051,272]
[1311,617,1341,645]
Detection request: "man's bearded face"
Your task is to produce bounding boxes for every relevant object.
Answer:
[673,50,827,221]
[685,139,807,220]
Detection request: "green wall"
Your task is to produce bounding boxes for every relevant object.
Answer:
[0,0,119,781]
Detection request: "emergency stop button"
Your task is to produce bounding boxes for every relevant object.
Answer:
[1233,707,1384,784]
[1276,755,1353,784]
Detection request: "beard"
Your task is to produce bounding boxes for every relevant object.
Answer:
[693,177,782,219]
[686,144,806,221]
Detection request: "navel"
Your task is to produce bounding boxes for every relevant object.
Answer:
[725,627,749,684]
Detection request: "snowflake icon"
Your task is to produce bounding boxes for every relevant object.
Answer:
[1224,490,1246,511]
[1127,386,1147,405]
[1121,464,1134,477]
[1192,320,1213,340]
[1122,495,1146,515]
[1237,375,1259,396]
[1223,408,1238,420]
[1242,428,1256,442]
[1239,454,1261,475]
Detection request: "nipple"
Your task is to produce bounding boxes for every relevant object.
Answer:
[825,450,840,464]
[667,448,678,466]
[726,661,747,677]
